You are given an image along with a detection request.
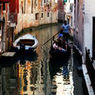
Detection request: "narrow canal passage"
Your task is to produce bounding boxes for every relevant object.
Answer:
[0,24,86,95]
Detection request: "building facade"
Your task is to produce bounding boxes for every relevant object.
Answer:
[74,0,95,63]
[15,0,58,33]
[0,0,10,53]
[0,0,18,54]
[84,0,95,58]
[74,0,84,52]
[64,0,74,27]
[74,0,95,94]
[58,0,64,22]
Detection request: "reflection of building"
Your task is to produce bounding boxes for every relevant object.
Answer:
[17,61,44,95]
[15,0,58,33]
[0,63,18,95]
[17,58,52,95]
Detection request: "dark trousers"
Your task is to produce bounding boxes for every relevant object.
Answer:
[63,33,69,43]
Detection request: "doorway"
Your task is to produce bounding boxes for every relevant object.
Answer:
[93,17,95,59]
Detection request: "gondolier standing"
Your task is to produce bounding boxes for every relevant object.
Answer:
[61,20,71,43]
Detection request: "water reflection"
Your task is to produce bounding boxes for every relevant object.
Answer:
[15,25,60,95]
[0,24,73,95]
[0,59,18,95]
[49,56,72,95]
[15,52,38,64]
[49,57,70,80]
[17,60,38,95]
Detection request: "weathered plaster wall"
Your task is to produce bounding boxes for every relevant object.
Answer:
[58,0,64,21]
[84,0,95,56]
[74,0,84,52]
[15,0,58,34]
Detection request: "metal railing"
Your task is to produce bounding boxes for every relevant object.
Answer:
[85,48,95,93]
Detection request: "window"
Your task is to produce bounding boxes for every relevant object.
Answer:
[31,0,33,13]
[24,0,26,13]
[0,4,1,17]
[23,86,27,91]
[44,0,45,3]
[77,0,79,20]
[3,3,5,10]
[21,1,24,13]
[41,13,43,18]
[70,4,73,12]
[93,17,95,59]
[35,13,39,20]
[35,0,37,7]
[47,12,49,17]
[41,0,43,6]
[0,25,1,35]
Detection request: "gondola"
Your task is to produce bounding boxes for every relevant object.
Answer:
[49,40,71,60]
[13,34,38,51]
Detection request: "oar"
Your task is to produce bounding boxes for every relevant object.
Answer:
[42,31,60,46]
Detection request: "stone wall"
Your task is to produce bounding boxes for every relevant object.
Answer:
[74,0,84,53]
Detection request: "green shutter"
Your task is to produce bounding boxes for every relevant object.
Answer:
[64,0,67,3]
[63,0,67,5]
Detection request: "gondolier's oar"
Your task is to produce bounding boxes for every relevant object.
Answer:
[42,31,60,46]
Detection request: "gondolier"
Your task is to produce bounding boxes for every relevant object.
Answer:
[61,20,71,43]
[53,40,67,52]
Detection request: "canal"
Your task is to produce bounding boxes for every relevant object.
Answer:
[0,24,87,95]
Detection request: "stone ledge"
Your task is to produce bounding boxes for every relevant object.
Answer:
[82,64,94,95]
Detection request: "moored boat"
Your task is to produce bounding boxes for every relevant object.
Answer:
[13,34,38,51]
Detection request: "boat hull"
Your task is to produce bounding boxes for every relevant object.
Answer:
[13,34,38,51]
[49,46,71,60]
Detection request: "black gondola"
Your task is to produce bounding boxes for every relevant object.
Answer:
[49,38,71,60]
